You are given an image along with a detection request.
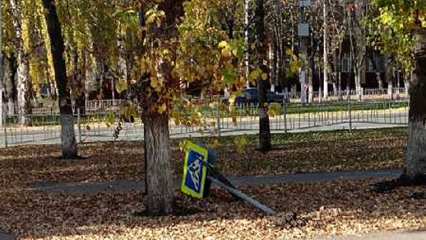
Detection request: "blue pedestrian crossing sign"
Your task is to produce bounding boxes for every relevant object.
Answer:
[181,141,208,199]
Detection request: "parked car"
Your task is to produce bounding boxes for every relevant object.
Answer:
[235,88,284,106]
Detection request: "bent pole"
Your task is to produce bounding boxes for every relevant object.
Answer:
[208,176,276,215]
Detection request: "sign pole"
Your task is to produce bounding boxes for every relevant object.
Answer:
[207,176,276,215]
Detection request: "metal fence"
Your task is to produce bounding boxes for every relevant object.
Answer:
[0,99,409,148]
[21,87,409,115]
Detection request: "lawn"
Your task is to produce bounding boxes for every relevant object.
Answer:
[0,128,407,189]
[1,128,422,240]
[0,180,424,239]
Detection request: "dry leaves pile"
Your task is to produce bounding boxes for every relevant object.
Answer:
[0,129,406,189]
[0,180,424,239]
[0,129,422,239]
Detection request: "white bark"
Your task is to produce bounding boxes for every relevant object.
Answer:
[388,76,394,100]
[308,68,313,103]
[7,100,14,116]
[332,82,337,97]
[406,121,426,177]
[9,0,31,125]
[406,28,426,178]
[16,58,31,124]
[355,72,362,101]
[117,37,127,103]
[60,114,77,158]
[323,0,328,99]
[376,72,383,90]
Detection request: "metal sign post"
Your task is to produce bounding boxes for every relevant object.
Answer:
[181,141,276,215]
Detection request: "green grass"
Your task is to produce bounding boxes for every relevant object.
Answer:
[182,127,408,147]
[196,101,408,118]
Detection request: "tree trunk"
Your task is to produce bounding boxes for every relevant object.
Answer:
[308,67,313,104]
[42,0,78,159]
[117,36,127,102]
[355,69,362,101]
[332,81,337,97]
[406,28,426,178]
[323,0,328,100]
[254,0,271,151]
[0,0,3,127]
[244,0,250,83]
[139,0,185,215]
[291,84,297,99]
[9,0,32,125]
[377,72,383,90]
[385,56,394,100]
[143,113,175,214]
[404,75,410,96]
[300,39,308,105]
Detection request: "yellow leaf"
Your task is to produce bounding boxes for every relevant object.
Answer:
[158,103,167,113]
[116,80,128,94]
[218,41,228,49]
[221,48,232,58]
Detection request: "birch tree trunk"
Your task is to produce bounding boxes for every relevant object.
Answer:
[377,72,383,90]
[42,0,78,159]
[323,0,329,100]
[308,65,313,104]
[9,0,32,125]
[117,35,127,102]
[355,68,362,101]
[385,56,394,100]
[406,28,426,178]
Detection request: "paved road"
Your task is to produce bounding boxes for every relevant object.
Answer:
[0,111,408,147]
[0,233,13,240]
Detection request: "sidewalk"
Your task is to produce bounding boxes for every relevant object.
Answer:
[317,230,426,240]
[32,169,402,195]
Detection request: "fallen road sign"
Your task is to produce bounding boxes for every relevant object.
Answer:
[181,141,276,215]
[181,141,209,199]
